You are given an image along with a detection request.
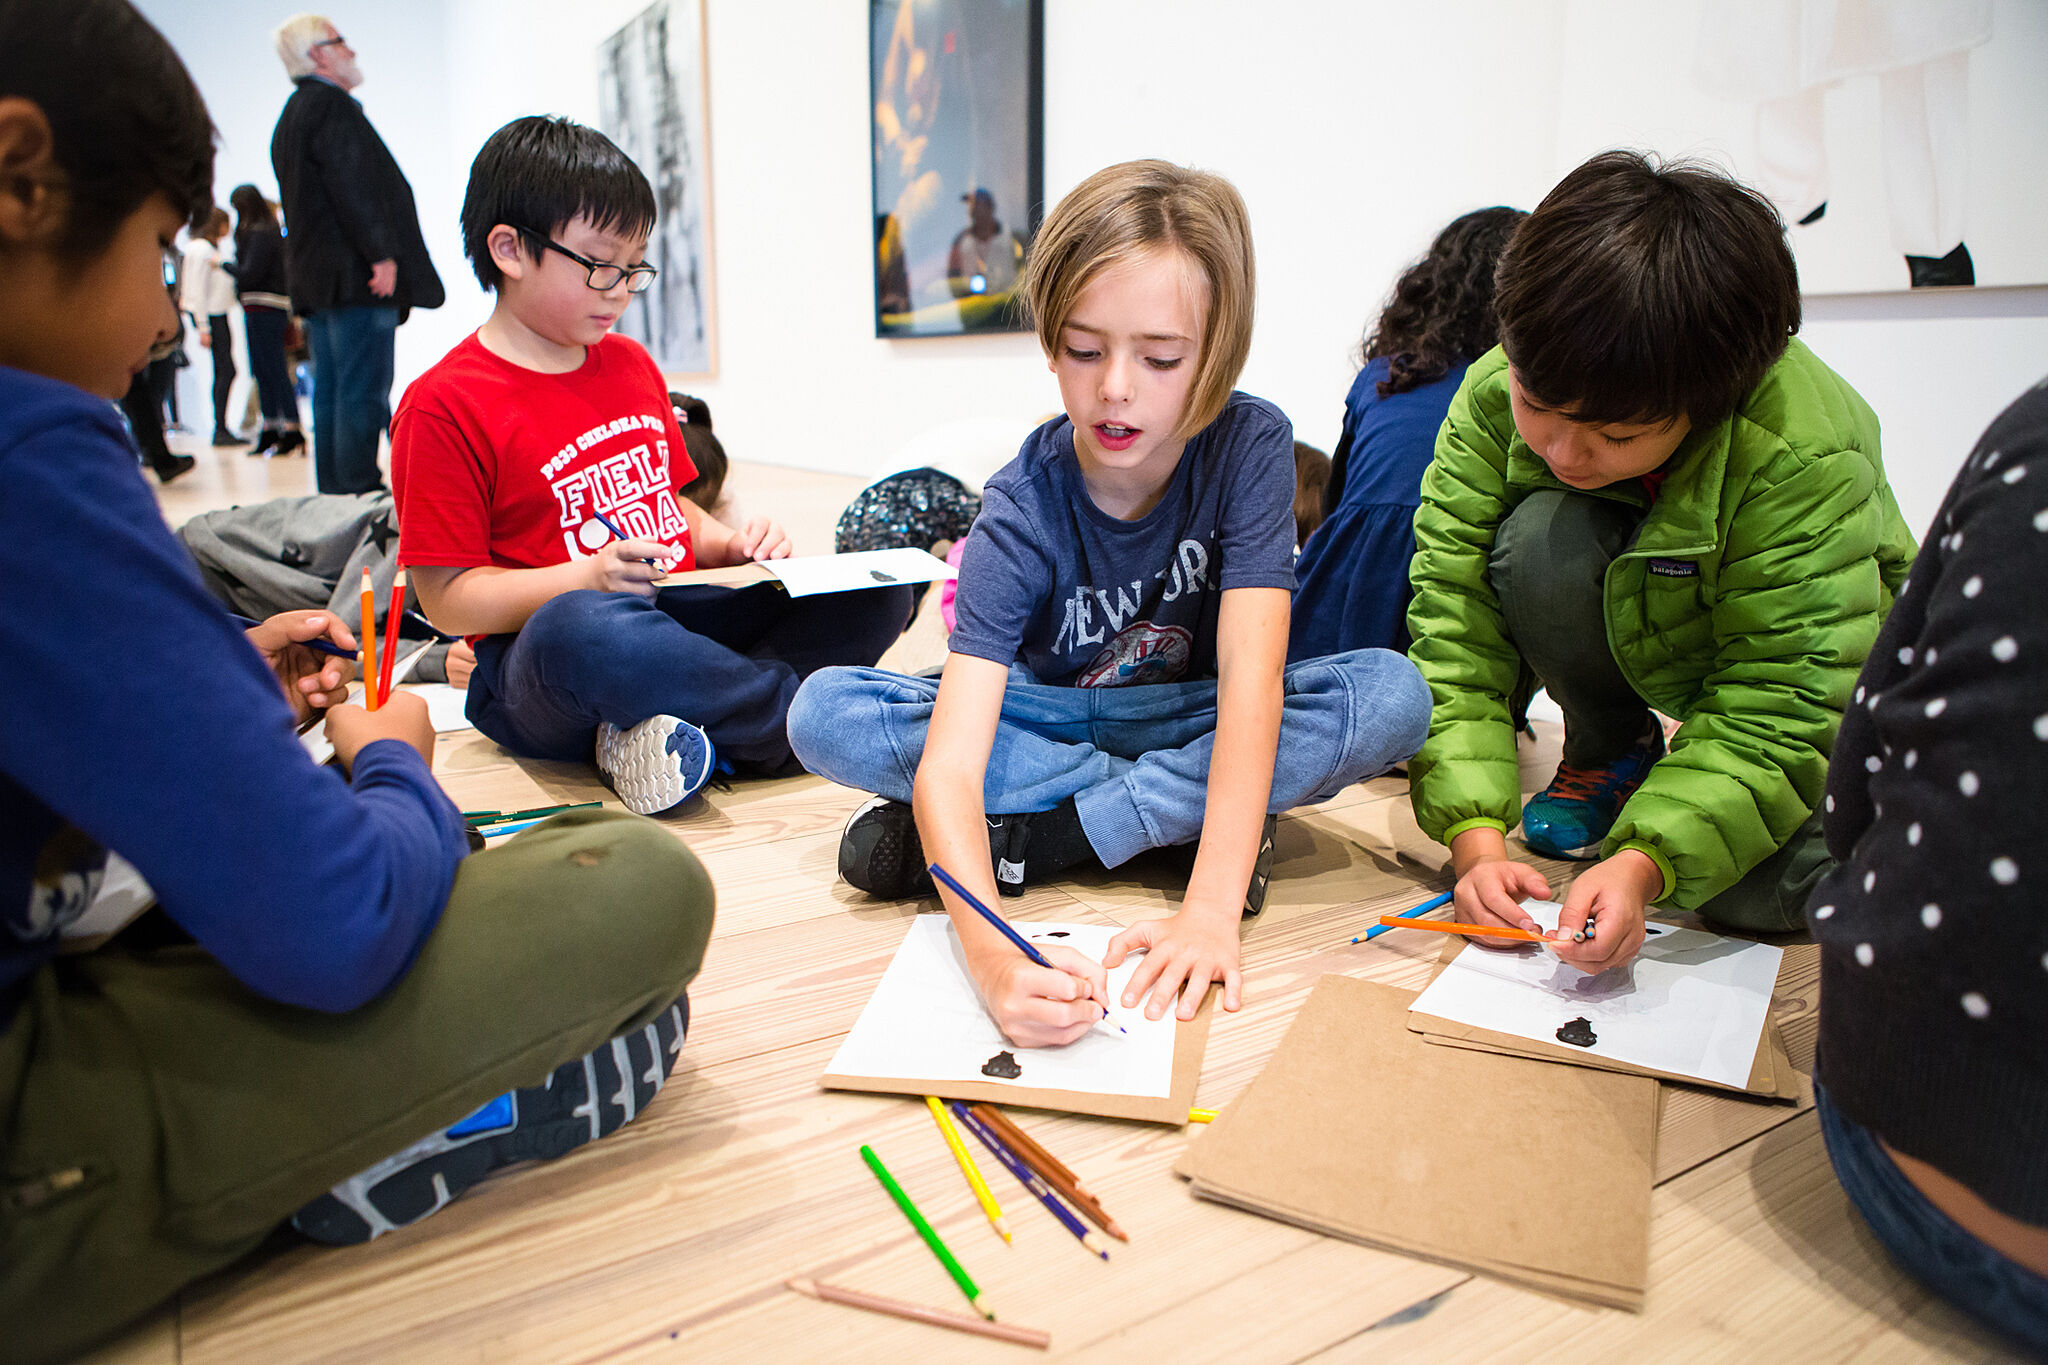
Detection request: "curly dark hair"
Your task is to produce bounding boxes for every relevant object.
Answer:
[1362,205,1526,398]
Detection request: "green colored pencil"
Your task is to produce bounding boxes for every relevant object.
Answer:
[469,800,602,826]
[859,1144,992,1319]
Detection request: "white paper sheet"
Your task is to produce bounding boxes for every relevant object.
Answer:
[406,683,476,733]
[762,547,956,598]
[1407,900,1782,1091]
[825,915,1176,1098]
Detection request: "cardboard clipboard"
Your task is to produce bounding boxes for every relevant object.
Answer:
[653,547,956,597]
[1177,976,1656,1310]
[1407,938,1802,1100]
[823,989,1214,1126]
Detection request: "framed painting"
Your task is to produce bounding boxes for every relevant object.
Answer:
[870,0,1044,337]
[599,0,718,375]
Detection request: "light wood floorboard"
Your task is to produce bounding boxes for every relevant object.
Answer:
[76,448,2001,1363]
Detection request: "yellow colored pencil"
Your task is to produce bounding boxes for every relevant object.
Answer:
[926,1096,1010,1244]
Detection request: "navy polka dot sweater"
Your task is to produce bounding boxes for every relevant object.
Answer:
[1810,378,2048,1226]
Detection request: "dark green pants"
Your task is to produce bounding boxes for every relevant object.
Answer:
[1,810,713,1364]
[1491,489,1829,933]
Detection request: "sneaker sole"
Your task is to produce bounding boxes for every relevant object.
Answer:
[293,1000,689,1244]
[597,716,715,815]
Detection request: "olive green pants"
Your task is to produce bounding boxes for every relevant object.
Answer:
[1,810,713,1364]
[1493,489,1831,933]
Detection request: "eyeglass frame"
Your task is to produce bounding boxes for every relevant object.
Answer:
[514,226,659,294]
[310,34,348,50]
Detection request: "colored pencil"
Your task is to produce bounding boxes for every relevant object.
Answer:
[951,1103,1108,1262]
[785,1278,1048,1349]
[1351,891,1453,944]
[927,863,1124,1034]
[858,1145,992,1319]
[467,801,603,827]
[375,569,407,707]
[479,819,544,838]
[225,613,358,661]
[1187,1108,1218,1124]
[359,567,378,711]
[967,1104,1126,1242]
[1372,916,1553,944]
[926,1097,1010,1244]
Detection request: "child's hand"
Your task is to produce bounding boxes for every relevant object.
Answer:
[970,942,1112,1048]
[445,639,476,690]
[1104,910,1242,1021]
[1453,857,1552,947]
[323,693,435,775]
[731,516,791,562]
[1548,850,1659,973]
[245,610,356,722]
[586,537,678,596]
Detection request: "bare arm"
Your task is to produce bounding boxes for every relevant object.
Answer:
[913,651,1109,1047]
[1105,586,1290,1019]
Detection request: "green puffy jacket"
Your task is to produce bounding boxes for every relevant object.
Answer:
[1407,341,1917,910]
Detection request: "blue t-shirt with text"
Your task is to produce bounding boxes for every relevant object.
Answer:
[950,392,1296,687]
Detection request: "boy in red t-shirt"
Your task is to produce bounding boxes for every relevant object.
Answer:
[395,117,913,812]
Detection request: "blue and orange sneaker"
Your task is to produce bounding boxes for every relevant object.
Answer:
[1519,724,1665,860]
[290,997,689,1244]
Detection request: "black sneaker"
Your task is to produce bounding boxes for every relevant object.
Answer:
[837,799,1050,900]
[290,997,689,1245]
[1242,814,1279,916]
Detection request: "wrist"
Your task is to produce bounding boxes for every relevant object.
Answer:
[1449,825,1510,876]
[1604,847,1665,903]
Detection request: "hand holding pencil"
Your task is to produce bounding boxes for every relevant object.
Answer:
[243,609,357,722]
[929,863,1119,1049]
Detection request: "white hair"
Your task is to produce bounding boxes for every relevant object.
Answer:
[274,14,332,78]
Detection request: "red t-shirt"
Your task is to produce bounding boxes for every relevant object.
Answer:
[391,332,698,574]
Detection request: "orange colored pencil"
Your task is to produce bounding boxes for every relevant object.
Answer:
[376,570,407,707]
[359,567,378,711]
[1373,915,1552,943]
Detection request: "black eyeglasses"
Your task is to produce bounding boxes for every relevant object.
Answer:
[517,227,658,294]
[311,34,347,49]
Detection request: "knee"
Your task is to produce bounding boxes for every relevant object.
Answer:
[564,812,716,987]
[522,590,642,676]
[1314,648,1433,768]
[787,667,878,781]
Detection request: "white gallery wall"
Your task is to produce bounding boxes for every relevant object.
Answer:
[140,0,2047,537]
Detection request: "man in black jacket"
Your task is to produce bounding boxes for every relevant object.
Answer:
[269,15,443,494]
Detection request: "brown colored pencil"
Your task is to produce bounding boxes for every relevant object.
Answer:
[786,1278,1049,1349]
[966,1104,1128,1242]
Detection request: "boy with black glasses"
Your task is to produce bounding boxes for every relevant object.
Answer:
[394,116,913,811]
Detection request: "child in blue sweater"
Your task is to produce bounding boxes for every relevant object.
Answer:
[0,6,711,1358]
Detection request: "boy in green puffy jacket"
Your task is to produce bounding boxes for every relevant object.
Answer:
[1407,150,1916,972]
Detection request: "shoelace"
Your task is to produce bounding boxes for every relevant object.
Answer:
[1545,762,1625,803]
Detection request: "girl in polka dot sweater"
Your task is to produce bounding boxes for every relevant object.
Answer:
[1808,378,2048,1355]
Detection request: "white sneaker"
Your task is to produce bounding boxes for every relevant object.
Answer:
[594,715,717,815]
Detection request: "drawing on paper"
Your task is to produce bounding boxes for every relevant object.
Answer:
[980,1050,1023,1079]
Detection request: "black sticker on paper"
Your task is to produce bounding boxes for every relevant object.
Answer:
[980,1050,1023,1079]
[1555,1017,1598,1048]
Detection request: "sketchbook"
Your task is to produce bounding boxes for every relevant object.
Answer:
[822,915,1212,1124]
[1179,976,1657,1310]
[655,547,956,598]
[1407,900,1789,1095]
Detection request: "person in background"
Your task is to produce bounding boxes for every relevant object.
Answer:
[1806,377,2048,1356]
[1288,206,1524,661]
[269,13,443,493]
[1291,440,1330,547]
[228,183,303,455]
[179,206,240,446]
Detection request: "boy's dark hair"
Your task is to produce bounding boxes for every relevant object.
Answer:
[0,0,215,259]
[461,115,657,291]
[1292,441,1331,546]
[1364,205,1525,398]
[670,393,727,510]
[1494,150,1800,428]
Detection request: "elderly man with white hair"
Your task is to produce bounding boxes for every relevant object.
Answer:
[269,14,443,494]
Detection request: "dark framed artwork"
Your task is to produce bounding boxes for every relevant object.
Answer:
[869,0,1043,338]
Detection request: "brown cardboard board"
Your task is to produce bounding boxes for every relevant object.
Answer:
[1179,976,1656,1310]
[1408,939,1802,1100]
[822,987,1214,1125]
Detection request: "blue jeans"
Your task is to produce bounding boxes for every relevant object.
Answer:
[470,582,915,775]
[304,305,398,494]
[1816,1083,2048,1358]
[787,648,1431,867]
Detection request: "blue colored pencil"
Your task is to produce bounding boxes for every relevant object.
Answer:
[950,1102,1108,1261]
[590,508,631,542]
[1352,891,1455,944]
[928,863,1124,1034]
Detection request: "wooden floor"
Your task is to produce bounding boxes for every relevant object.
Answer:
[85,438,2010,1363]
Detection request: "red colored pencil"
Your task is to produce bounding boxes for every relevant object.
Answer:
[376,570,407,707]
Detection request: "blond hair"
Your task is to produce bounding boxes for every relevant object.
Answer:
[273,13,331,79]
[1021,160,1255,438]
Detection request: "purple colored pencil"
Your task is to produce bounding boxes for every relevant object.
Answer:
[949,1102,1108,1261]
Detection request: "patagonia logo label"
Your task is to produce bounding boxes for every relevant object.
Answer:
[1647,559,1698,578]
